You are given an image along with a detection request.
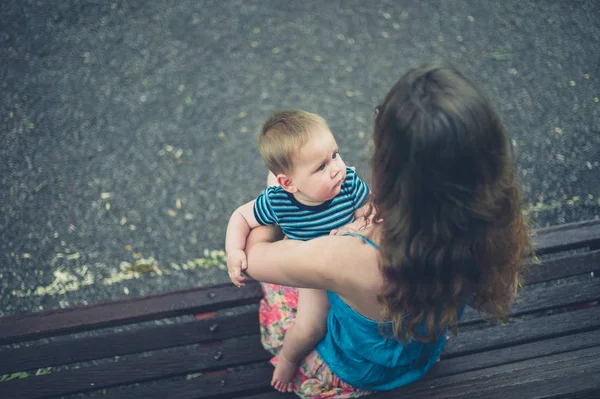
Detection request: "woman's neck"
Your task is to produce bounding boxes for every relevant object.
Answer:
[356,222,383,247]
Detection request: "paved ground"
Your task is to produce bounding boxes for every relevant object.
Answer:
[1,0,599,316]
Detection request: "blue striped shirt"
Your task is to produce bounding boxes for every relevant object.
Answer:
[253,168,369,241]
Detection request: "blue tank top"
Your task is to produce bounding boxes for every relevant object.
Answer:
[315,232,469,391]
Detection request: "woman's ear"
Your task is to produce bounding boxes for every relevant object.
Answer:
[276,174,297,193]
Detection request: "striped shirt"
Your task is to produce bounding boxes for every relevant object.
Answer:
[253,168,369,241]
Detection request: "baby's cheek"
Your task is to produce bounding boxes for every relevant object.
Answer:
[325,179,336,193]
[318,180,331,195]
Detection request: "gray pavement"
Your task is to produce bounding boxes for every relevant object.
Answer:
[1,0,599,316]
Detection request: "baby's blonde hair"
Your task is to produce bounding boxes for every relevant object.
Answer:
[258,109,328,175]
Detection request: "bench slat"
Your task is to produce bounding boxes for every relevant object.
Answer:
[444,306,600,358]
[526,249,599,285]
[0,282,263,346]
[392,346,600,399]
[460,276,600,324]
[0,310,259,375]
[243,329,600,399]
[241,393,294,399]
[0,336,270,399]
[8,273,591,381]
[92,307,600,399]
[103,363,274,399]
[426,329,600,380]
[533,219,600,255]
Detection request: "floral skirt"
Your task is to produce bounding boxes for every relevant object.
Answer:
[259,283,373,398]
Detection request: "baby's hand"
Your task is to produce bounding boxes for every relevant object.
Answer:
[227,249,247,287]
[330,217,367,236]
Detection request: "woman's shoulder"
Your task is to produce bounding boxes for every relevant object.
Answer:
[322,233,383,292]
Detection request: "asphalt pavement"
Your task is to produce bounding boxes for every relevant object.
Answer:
[1,0,599,316]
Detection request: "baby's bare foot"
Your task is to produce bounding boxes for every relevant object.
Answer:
[271,353,297,392]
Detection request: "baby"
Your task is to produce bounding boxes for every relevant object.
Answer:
[225,109,369,392]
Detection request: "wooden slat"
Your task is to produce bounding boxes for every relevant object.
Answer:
[390,346,600,399]
[241,393,293,399]
[532,219,600,255]
[526,249,600,285]
[227,329,600,399]
[425,329,600,380]
[103,308,600,399]
[103,362,275,399]
[0,310,259,375]
[460,277,600,324]
[0,282,263,346]
[444,306,600,358]
[0,336,271,399]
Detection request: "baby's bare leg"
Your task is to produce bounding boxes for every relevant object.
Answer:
[271,288,329,392]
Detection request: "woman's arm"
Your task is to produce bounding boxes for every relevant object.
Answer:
[244,226,357,291]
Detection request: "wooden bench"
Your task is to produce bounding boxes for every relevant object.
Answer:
[1,219,599,399]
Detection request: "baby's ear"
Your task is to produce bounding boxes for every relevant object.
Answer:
[276,174,296,193]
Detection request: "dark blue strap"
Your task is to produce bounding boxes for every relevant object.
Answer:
[340,232,380,250]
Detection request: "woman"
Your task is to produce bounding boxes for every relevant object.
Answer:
[243,64,532,398]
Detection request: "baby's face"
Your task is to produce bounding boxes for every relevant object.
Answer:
[289,125,346,206]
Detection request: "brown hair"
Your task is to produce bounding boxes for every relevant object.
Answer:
[258,109,328,175]
[372,64,532,342]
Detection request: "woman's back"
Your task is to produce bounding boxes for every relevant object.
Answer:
[317,231,470,390]
[330,230,385,321]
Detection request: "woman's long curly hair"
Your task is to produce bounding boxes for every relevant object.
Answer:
[372,65,532,342]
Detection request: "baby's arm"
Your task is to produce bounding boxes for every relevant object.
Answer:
[225,200,261,287]
[353,191,376,231]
